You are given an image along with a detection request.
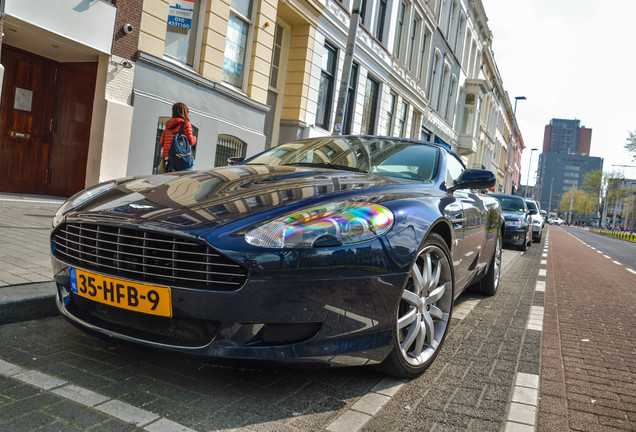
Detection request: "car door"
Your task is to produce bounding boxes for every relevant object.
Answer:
[444,155,473,289]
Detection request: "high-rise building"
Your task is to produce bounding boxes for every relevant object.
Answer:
[542,118,592,155]
[536,118,603,214]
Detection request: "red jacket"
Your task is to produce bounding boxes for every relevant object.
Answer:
[160,118,197,158]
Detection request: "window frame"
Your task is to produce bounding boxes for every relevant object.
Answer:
[315,41,338,130]
[222,0,255,90]
[361,75,380,135]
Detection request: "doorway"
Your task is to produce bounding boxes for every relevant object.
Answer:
[0,46,97,196]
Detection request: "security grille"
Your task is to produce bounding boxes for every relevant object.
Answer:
[214,135,246,167]
[52,222,247,291]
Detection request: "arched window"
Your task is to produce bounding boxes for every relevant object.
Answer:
[215,135,246,167]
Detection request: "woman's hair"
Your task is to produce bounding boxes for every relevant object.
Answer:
[172,102,190,122]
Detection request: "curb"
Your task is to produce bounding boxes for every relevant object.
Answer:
[0,281,58,325]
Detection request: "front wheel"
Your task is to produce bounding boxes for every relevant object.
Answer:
[379,233,454,378]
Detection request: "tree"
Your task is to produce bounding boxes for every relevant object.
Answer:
[626,130,636,162]
[559,188,596,221]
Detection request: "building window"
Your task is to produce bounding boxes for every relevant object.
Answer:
[375,0,387,41]
[386,91,397,136]
[164,0,202,66]
[398,100,409,137]
[445,75,457,120]
[316,42,337,130]
[428,51,440,100]
[343,63,358,135]
[408,18,419,71]
[215,135,246,167]
[411,110,421,139]
[361,76,379,134]
[223,0,254,88]
[418,29,428,81]
[394,2,406,58]
[360,0,368,26]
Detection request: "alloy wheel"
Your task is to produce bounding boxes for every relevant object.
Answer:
[397,244,453,367]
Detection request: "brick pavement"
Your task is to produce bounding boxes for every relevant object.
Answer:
[0,197,61,287]
[539,227,636,431]
[358,231,547,431]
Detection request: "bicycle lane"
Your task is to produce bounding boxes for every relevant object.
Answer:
[539,226,636,431]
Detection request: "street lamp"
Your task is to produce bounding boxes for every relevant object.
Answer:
[524,148,537,198]
[514,96,527,115]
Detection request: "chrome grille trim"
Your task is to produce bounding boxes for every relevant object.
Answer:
[52,222,248,290]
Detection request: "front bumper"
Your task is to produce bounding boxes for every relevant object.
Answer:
[502,228,527,246]
[51,255,406,366]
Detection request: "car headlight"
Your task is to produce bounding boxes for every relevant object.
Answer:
[245,202,394,248]
[54,181,117,225]
[505,220,522,227]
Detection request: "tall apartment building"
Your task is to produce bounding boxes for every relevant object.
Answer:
[542,118,592,155]
[0,0,524,197]
[535,118,603,213]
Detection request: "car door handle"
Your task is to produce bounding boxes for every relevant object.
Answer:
[450,213,466,223]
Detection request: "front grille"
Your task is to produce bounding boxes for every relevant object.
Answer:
[52,222,247,291]
[69,294,219,347]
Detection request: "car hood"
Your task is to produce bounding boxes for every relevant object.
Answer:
[63,165,415,235]
[501,210,526,221]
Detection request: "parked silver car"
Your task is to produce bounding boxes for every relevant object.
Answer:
[525,199,544,242]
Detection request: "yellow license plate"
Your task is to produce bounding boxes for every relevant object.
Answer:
[70,268,172,317]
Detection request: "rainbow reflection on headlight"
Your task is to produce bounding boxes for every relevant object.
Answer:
[245,202,394,248]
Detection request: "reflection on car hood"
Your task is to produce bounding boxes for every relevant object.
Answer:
[501,210,526,221]
[65,165,407,233]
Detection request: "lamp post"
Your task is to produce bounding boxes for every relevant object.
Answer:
[514,96,527,115]
[524,148,537,198]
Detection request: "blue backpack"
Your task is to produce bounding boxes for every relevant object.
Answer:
[168,121,194,172]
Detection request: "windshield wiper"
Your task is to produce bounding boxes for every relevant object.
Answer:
[283,162,367,173]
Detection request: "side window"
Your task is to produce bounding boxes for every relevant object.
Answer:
[446,154,464,184]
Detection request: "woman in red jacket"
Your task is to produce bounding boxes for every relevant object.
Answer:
[158,102,197,173]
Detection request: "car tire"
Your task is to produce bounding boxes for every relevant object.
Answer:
[473,230,502,296]
[378,233,454,379]
[519,233,528,251]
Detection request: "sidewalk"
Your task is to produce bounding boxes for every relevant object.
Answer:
[0,194,523,325]
[0,194,64,323]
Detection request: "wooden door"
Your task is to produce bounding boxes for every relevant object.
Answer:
[0,46,57,194]
[46,62,97,197]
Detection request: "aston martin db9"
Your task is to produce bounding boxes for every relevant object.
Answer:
[50,136,503,378]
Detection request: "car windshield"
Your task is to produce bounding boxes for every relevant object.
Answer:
[494,196,526,212]
[244,137,440,182]
[526,201,538,211]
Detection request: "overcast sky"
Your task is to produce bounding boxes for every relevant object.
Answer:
[481,0,636,184]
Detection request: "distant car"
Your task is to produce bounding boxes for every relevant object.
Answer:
[548,217,564,225]
[525,199,544,242]
[50,135,504,378]
[540,210,547,221]
[489,194,532,251]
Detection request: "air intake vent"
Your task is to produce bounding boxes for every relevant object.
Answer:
[52,222,247,291]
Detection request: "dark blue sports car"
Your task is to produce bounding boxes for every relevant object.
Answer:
[50,136,503,378]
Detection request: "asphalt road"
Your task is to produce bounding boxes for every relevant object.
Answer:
[561,226,636,270]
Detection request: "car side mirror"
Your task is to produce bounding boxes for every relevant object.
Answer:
[528,209,538,215]
[449,169,496,191]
